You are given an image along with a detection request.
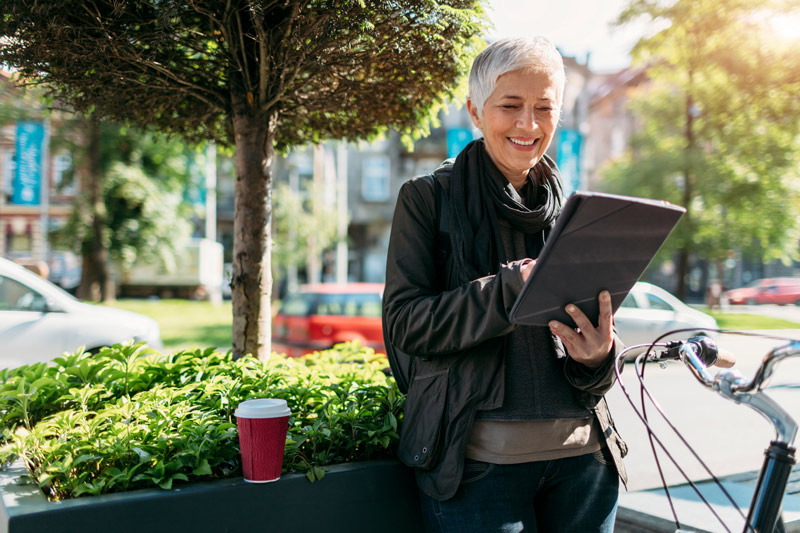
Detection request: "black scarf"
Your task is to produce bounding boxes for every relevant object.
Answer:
[448,139,563,280]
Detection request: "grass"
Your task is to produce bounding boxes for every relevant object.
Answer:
[107,299,800,354]
[107,298,233,352]
[702,309,800,330]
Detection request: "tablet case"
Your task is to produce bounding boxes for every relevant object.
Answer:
[508,191,685,328]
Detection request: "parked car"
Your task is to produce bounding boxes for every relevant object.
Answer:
[614,282,719,355]
[0,257,163,369]
[724,278,800,306]
[272,283,384,357]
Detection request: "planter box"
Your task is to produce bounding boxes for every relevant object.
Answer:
[0,460,422,533]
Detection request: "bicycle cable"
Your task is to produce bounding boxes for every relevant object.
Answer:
[620,344,735,532]
[635,341,742,532]
[621,327,800,532]
[614,328,769,532]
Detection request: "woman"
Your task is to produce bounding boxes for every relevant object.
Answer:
[383,37,628,532]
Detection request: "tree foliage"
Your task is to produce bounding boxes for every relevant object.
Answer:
[0,80,195,300]
[0,1,483,148]
[0,0,487,358]
[272,180,340,275]
[54,131,195,272]
[47,121,198,301]
[608,0,800,295]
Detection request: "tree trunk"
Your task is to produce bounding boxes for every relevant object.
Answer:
[230,98,275,360]
[76,118,114,302]
[676,85,696,302]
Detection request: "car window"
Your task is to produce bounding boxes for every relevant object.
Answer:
[280,294,315,316]
[620,293,638,308]
[317,293,382,317]
[317,294,344,316]
[645,293,674,311]
[0,275,48,312]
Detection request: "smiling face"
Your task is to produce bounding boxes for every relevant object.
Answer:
[467,68,561,189]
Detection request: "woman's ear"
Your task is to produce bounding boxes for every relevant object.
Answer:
[466,98,483,130]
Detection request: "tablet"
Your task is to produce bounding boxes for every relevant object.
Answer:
[508,191,685,328]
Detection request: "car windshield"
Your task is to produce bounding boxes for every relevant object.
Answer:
[644,293,674,311]
[280,293,315,316]
[620,293,638,308]
[316,293,382,317]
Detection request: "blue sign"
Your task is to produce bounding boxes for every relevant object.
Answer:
[183,154,207,207]
[12,122,45,205]
[556,129,582,197]
[446,128,474,158]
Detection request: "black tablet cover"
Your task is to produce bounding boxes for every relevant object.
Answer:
[508,191,685,328]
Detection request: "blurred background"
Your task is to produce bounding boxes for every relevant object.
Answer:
[2,0,799,354]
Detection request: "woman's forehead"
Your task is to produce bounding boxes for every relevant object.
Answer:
[492,69,561,99]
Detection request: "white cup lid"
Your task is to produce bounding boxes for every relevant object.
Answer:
[234,398,291,419]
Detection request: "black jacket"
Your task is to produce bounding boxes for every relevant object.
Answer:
[384,169,628,501]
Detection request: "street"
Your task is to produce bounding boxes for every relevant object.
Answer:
[608,327,800,493]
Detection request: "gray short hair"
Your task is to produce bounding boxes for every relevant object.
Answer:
[468,37,566,118]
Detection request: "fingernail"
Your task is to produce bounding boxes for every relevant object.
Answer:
[601,291,610,301]
[549,321,558,330]
[566,304,576,313]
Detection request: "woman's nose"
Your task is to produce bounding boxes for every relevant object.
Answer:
[516,109,537,129]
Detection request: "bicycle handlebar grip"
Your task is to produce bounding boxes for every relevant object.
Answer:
[714,348,736,368]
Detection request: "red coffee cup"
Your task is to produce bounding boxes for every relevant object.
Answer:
[235,398,291,483]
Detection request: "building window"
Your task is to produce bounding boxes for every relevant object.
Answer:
[361,156,391,202]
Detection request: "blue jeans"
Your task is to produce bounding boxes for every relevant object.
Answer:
[419,449,619,532]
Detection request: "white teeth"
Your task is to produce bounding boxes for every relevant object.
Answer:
[509,138,536,146]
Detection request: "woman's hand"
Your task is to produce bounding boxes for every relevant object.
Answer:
[548,290,614,368]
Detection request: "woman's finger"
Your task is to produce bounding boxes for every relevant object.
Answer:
[563,303,595,335]
[549,320,577,346]
[597,290,613,332]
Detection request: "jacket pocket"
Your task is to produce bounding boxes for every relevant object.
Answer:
[398,368,449,470]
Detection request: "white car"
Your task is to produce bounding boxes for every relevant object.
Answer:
[614,282,718,353]
[0,257,162,369]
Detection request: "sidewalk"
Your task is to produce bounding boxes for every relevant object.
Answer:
[616,464,800,532]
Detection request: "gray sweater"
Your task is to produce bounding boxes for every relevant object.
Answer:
[476,217,592,422]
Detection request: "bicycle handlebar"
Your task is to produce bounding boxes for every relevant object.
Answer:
[621,335,800,445]
[733,339,800,393]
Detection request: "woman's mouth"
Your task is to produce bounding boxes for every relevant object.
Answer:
[508,137,538,150]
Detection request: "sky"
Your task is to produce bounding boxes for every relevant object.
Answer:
[485,0,641,73]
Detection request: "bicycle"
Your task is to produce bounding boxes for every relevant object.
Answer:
[615,332,798,532]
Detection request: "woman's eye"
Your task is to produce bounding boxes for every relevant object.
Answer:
[502,105,519,110]
[536,107,553,112]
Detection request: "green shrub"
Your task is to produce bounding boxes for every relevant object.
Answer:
[0,342,404,501]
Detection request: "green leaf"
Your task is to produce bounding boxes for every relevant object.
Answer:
[192,459,212,476]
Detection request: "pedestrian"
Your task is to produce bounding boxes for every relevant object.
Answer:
[383,36,628,532]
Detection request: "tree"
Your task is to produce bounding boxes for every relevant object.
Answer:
[54,125,196,302]
[272,180,340,289]
[0,0,487,359]
[608,0,800,298]
[1,81,194,300]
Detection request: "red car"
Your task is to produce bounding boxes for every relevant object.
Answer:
[724,278,800,305]
[272,283,385,357]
